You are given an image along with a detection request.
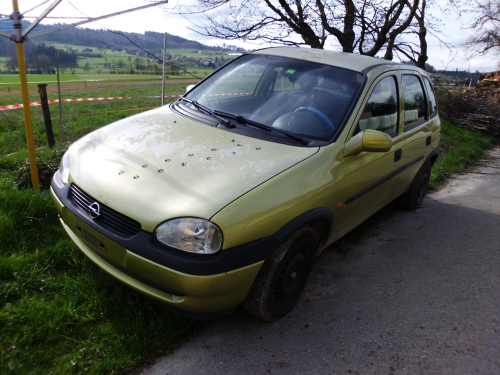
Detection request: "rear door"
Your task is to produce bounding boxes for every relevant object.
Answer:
[397,72,437,189]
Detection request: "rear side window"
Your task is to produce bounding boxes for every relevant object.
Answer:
[356,76,398,136]
[402,75,426,130]
[422,76,437,118]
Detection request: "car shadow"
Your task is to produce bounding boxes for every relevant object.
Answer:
[142,197,500,374]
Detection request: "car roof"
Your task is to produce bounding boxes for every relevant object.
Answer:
[251,46,419,74]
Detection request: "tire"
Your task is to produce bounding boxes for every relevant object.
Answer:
[242,226,316,322]
[398,161,432,211]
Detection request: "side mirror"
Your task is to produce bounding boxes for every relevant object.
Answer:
[186,84,195,93]
[344,129,392,157]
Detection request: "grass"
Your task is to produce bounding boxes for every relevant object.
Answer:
[0,74,82,85]
[0,182,202,374]
[0,73,198,97]
[429,118,498,188]
[0,78,498,374]
[0,79,206,375]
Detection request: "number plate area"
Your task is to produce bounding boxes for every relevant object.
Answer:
[72,220,127,267]
[77,225,107,253]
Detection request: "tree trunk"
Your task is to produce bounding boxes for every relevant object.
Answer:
[416,0,428,70]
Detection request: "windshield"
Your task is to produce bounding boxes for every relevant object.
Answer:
[183,54,364,143]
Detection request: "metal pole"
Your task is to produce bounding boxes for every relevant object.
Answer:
[162,32,167,106]
[3,0,169,192]
[12,0,40,191]
[55,49,64,142]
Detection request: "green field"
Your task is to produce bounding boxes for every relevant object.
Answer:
[1,40,235,79]
[0,73,197,106]
[0,73,84,85]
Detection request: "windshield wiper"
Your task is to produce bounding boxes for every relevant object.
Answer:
[214,111,270,132]
[269,126,308,145]
[215,111,308,146]
[179,97,234,128]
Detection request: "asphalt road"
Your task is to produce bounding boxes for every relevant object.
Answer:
[141,147,500,375]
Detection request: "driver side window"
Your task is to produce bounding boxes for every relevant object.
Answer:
[356,76,399,136]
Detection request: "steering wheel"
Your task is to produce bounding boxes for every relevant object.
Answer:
[294,107,334,131]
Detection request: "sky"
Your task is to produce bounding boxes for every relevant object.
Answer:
[3,0,498,72]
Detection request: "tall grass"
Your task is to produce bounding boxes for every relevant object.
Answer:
[1,79,205,374]
[0,182,202,374]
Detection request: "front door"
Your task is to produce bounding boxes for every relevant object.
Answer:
[339,74,405,234]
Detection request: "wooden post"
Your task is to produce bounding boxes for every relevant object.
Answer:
[37,84,55,148]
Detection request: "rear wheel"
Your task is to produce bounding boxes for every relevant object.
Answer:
[243,226,316,322]
[398,161,432,210]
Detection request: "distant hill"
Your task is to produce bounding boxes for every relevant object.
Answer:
[0,22,243,59]
[31,26,232,54]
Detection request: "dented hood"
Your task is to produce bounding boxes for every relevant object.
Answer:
[68,105,318,232]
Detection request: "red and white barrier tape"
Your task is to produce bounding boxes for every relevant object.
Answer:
[0,92,252,111]
[0,96,134,111]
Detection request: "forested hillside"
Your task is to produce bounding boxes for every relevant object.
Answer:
[31,26,233,55]
[0,23,243,60]
[0,22,244,74]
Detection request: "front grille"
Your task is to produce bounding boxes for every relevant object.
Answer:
[69,184,142,237]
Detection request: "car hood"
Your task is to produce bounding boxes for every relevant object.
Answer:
[68,105,319,232]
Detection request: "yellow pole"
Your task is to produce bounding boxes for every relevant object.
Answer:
[13,0,40,191]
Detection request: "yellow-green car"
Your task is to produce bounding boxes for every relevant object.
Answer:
[51,47,440,321]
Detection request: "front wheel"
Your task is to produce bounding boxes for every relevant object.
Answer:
[398,161,432,210]
[242,226,317,322]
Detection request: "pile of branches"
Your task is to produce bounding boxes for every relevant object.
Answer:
[436,85,500,137]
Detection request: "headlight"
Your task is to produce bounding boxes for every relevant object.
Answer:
[155,218,222,255]
[59,150,70,184]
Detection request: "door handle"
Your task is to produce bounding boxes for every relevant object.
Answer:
[394,149,402,162]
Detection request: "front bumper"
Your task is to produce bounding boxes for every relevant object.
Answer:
[51,174,274,318]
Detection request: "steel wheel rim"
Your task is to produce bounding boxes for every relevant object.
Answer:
[274,247,306,308]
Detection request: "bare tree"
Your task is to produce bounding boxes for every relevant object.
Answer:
[83,60,91,73]
[389,0,432,69]
[466,0,500,60]
[29,54,53,74]
[173,0,421,57]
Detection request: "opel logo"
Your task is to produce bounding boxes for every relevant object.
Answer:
[88,202,101,219]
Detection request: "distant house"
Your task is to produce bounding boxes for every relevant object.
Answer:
[121,50,127,54]
[76,47,95,55]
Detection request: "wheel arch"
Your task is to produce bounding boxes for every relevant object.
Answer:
[400,146,439,196]
[272,208,334,255]
[430,149,439,166]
